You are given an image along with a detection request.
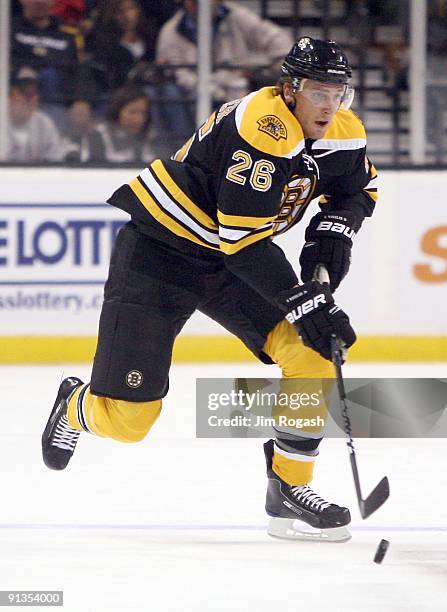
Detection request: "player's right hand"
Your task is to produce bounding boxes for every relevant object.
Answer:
[276,281,356,360]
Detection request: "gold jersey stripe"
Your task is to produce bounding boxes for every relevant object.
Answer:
[364,189,378,202]
[173,135,195,162]
[220,227,274,255]
[151,160,217,231]
[217,209,277,229]
[364,162,379,202]
[198,111,217,141]
[129,178,220,251]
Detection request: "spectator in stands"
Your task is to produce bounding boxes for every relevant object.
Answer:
[49,1,99,40]
[11,0,95,129]
[8,67,63,163]
[91,0,176,29]
[76,85,156,164]
[89,0,159,92]
[156,0,293,105]
[86,0,191,153]
[344,0,408,89]
[60,100,95,162]
[366,0,408,87]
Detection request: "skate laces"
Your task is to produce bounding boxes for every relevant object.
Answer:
[51,414,80,452]
[290,485,331,511]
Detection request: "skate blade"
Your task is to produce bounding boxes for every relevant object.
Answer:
[267,517,351,542]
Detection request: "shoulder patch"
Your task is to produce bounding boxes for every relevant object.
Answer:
[235,88,304,159]
[256,115,288,141]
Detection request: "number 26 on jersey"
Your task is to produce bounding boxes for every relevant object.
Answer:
[226,150,275,192]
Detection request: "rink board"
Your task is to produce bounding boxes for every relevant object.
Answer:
[0,168,446,362]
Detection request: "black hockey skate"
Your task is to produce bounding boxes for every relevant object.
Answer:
[42,377,84,471]
[264,439,351,542]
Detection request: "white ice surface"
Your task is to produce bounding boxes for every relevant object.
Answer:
[0,362,446,611]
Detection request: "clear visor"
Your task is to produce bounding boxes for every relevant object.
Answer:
[296,79,355,111]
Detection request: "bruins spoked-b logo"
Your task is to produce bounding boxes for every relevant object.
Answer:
[126,370,143,388]
[257,115,287,141]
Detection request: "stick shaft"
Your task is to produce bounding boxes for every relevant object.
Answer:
[314,265,389,518]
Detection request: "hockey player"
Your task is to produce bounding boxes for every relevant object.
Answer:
[42,37,378,541]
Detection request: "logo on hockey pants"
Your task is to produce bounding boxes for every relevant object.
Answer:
[126,370,143,388]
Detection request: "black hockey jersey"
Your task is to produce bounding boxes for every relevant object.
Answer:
[108,87,378,257]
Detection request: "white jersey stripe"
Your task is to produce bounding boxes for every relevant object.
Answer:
[219,223,272,242]
[364,176,379,189]
[312,138,367,151]
[139,168,220,246]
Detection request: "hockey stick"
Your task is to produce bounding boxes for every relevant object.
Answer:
[314,264,390,519]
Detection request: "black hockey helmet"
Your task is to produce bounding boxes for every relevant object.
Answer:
[282,37,352,85]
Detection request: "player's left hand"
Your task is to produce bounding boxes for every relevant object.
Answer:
[299,210,360,292]
[276,281,357,361]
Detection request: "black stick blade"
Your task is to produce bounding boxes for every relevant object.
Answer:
[360,476,390,519]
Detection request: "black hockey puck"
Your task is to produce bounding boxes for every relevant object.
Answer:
[374,539,390,564]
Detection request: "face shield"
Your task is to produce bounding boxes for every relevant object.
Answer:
[295,79,355,111]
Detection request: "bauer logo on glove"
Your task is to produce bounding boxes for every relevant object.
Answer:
[276,280,356,361]
[285,292,326,323]
[315,218,356,240]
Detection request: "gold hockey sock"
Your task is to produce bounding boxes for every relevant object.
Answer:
[272,443,317,485]
[263,320,334,484]
[67,384,162,442]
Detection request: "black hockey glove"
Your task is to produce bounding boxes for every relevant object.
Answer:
[276,281,356,361]
[299,210,360,292]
